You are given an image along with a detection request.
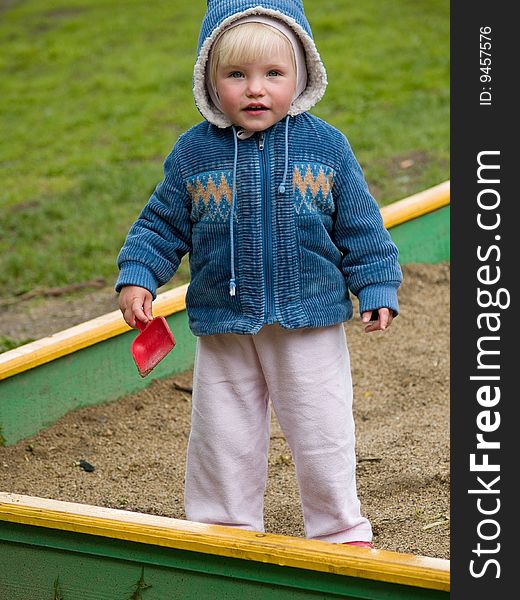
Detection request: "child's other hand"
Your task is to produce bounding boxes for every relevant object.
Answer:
[118,285,153,328]
[361,308,393,333]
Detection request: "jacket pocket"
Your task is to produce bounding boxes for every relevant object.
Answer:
[296,216,347,308]
[186,169,235,224]
[188,222,237,307]
[293,162,335,217]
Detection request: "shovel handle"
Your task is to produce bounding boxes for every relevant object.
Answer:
[135,319,148,332]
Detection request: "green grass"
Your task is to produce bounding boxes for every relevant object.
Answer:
[0,0,449,297]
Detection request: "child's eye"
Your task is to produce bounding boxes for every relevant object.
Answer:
[267,70,281,77]
[229,71,244,78]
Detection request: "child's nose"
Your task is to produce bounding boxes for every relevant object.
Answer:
[246,76,265,97]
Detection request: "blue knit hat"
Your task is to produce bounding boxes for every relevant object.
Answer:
[193,0,328,127]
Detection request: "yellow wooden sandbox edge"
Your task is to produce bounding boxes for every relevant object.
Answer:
[0,492,449,591]
[380,180,450,229]
[0,283,188,381]
[0,181,450,382]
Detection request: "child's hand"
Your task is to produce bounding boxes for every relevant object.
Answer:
[118,285,153,328]
[361,308,393,333]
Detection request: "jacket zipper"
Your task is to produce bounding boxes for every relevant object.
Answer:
[259,132,275,324]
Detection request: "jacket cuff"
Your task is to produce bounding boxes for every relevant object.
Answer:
[357,283,400,317]
[115,262,159,299]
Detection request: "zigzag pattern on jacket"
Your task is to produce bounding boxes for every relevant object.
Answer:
[293,163,335,215]
[186,170,234,223]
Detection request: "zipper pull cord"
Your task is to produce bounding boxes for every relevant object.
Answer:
[278,115,290,194]
[229,126,238,296]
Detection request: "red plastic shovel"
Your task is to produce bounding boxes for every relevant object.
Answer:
[131,316,176,377]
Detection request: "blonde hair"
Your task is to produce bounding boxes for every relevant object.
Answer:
[209,23,296,88]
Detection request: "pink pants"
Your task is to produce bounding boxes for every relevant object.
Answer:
[184,323,372,543]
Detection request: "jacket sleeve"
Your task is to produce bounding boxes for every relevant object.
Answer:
[332,135,402,315]
[115,142,192,299]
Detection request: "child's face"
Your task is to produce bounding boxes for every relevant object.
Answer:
[215,46,296,132]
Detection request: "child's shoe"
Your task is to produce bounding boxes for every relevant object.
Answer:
[342,541,374,549]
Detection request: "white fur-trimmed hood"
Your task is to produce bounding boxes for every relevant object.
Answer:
[193,2,328,128]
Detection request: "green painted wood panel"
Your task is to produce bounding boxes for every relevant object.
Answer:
[390,207,450,265]
[0,311,196,446]
[0,523,448,600]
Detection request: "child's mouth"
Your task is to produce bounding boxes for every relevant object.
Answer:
[244,105,268,113]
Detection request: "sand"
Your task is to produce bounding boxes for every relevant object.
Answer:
[0,262,450,559]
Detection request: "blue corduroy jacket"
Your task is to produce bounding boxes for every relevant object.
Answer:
[116,112,402,336]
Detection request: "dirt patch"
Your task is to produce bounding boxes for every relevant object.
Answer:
[0,263,450,559]
[0,276,185,344]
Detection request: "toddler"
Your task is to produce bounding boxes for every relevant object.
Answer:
[116,0,402,546]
